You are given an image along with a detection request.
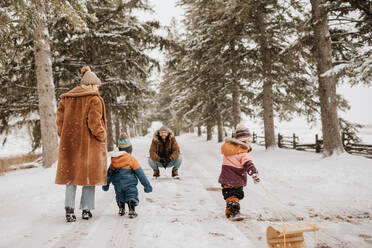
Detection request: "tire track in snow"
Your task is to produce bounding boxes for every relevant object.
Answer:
[180,135,264,247]
[128,136,256,248]
[50,190,119,248]
[180,135,359,248]
[181,159,257,247]
[188,161,264,247]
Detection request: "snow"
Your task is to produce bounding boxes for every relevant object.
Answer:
[1,130,372,247]
[0,125,39,157]
[321,63,349,78]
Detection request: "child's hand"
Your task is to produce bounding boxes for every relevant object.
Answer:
[102,185,109,191]
[252,174,260,184]
[144,185,153,193]
[247,165,258,176]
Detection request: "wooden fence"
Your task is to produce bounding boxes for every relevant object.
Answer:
[342,133,372,158]
[252,132,372,159]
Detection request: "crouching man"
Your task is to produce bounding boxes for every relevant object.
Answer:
[148,126,182,178]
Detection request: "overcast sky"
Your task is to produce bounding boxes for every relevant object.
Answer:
[142,0,372,125]
[146,0,184,26]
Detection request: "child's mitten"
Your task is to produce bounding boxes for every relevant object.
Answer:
[252,174,260,184]
[144,185,153,193]
[247,165,258,176]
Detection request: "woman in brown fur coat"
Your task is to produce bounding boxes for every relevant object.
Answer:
[55,66,107,222]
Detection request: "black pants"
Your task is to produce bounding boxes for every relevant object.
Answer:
[221,185,244,200]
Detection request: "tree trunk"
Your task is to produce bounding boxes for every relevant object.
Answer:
[33,2,58,168]
[206,123,213,141]
[311,0,344,156]
[129,125,136,138]
[232,79,241,127]
[135,124,141,136]
[197,125,202,136]
[120,120,129,136]
[115,117,120,145]
[257,4,276,149]
[106,105,114,151]
[124,124,129,135]
[175,122,179,136]
[178,117,183,136]
[217,112,223,143]
[229,40,241,128]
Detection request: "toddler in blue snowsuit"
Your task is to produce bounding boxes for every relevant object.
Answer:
[102,142,152,218]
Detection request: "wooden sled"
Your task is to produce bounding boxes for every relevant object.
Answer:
[266,223,319,248]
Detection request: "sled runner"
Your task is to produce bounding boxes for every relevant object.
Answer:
[266,223,319,248]
[259,183,321,248]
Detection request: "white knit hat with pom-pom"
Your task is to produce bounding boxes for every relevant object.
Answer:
[81,66,101,86]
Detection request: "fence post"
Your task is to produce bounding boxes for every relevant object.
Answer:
[293,133,297,149]
[315,134,320,153]
[278,133,282,148]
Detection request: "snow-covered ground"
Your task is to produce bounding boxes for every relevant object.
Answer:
[0,125,40,157]
[1,131,372,248]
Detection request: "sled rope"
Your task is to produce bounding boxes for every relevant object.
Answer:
[258,183,288,247]
[259,182,318,248]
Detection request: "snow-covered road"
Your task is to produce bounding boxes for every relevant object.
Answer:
[1,133,372,247]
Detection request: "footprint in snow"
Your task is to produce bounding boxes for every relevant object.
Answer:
[206,187,220,191]
[359,234,372,244]
[208,232,225,237]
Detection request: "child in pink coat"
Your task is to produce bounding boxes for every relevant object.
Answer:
[218,124,260,219]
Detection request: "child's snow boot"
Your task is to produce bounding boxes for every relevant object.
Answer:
[153,169,160,178]
[82,209,93,220]
[117,202,125,216]
[127,200,137,218]
[65,207,76,222]
[226,201,240,218]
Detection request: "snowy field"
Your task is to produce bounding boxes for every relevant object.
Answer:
[0,125,40,157]
[1,131,372,248]
[245,121,372,144]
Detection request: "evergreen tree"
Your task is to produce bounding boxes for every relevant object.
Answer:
[1,0,171,153]
[323,0,371,84]
[309,0,345,155]
[51,0,170,150]
[0,0,92,167]
[176,0,319,147]
[172,0,246,134]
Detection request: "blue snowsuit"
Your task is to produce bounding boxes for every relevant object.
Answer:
[102,151,152,205]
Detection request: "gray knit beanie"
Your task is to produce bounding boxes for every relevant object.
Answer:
[159,126,170,132]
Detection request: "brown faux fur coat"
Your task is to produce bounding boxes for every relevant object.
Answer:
[55,86,107,186]
[149,130,180,162]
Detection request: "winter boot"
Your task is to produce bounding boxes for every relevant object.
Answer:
[82,209,93,220]
[226,201,240,218]
[153,169,160,178]
[171,169,179,178]
[65,207,76,222]
[127,200,137,218]
[117,202,125,216]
